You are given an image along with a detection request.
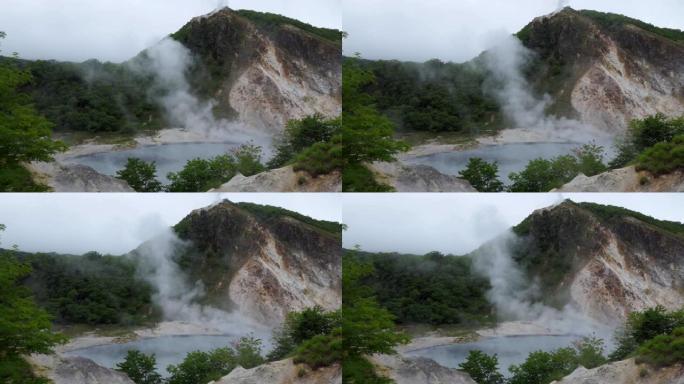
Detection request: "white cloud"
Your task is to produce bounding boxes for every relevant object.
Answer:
[343,0,684,62]
[342,193,684,255]
[0,193,341,255]
[0,0,341,62]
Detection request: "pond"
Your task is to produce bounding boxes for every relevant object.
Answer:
[404,143,584,184]
[404,335,580,377]
[65,142,243,184]
[63,334,243,377]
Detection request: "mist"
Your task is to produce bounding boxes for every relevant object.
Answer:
[128,38,272,150]
[481,33,610,144]
[472,231,612,339]
[133,228,269,335]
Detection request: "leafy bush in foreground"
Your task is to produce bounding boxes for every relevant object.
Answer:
[459,158,504,192]
[116,158,163,192]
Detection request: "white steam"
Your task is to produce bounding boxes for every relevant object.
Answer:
[482,34,610,144]
[129,38,271,150]
[473,230,611,337]
[134,228,267,334]
[557,0,570,11]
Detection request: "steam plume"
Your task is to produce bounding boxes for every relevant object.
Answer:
[481,34,610,144]
[128,38,271,150]
[473,230,611,338]
[134,228,268,335]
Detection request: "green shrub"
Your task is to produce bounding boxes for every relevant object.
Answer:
[116,350,162,384]
[611,114,684,168]
[458,350,504,384]
[636,327,684,367]
[0,355,50,384]
[269,307,341,361]
[269,115,340,169]
[116,158,162,192]
[342,163,393,192]
[166,145,265,192]
[610,306,684,360]
[636,134,684,175]
[293,136,343,177]
[293,328,343,369]
[166,336,263,384]
[342,355,393,384]
[508,144,607,192]
[0,164,49,192]
[459,158,504,192]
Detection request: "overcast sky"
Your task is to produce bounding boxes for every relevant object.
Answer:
[343,193,684,255]
[343,0,684,62]
[0,193,340,255]
[0,0,341,63]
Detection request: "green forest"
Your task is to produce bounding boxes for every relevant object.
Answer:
[347,250,493,326]
[354,58,502,134]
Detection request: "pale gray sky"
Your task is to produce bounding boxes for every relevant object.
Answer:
[0,193,341,255]
[0,0,341,62]
[343,0,684,62]
[343,193,684,255]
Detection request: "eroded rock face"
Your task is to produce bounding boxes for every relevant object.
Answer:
[211,166,341,192]
[369,162,476,192]
[554,166,684,192]
[168,201,341,325]
[27,162,134,192]
[511,201,684,324]
[521,8,684,133]
[371,354,476,384]
[551,358,684,384]
[28,354,134,384]
[173,9,341,132]
[211,358,341,384]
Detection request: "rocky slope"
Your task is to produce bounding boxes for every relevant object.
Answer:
[170,8,341,131]
[507,200,684,324]
[26,162,134,192]
[28,354,134,384]
[141,200,342,325]
[554,166,684,192]
[371,354,476,384]
[368,162,476,192]
[519,7,684,132]
[210,166,342,192]
[551,358,684,384]
[211,358,340,384]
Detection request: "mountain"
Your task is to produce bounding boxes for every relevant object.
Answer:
[518,7,684,132]
[507,200,684,324]
[144,200,342,325]
[168,8,342,130]
[18,8,341,135]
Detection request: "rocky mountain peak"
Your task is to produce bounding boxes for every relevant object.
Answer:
[167,8,342,130]
[517,9,684,132]
[511,200,684,324]
[169,200,341,324]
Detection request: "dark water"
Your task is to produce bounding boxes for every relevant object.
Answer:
[65,143,242,184]
[404,335,580,377]
[404,143,582,184]
[63,335,240,377]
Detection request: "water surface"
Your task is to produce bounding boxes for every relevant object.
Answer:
[405,143,582,184]
[64,334,240,377]
[404,335,580,377]
[66,143,242,184]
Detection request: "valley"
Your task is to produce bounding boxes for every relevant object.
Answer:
[344,7,684,192]
[342,195,684,383]
[1,7,342,192]
[0,196,342,383]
